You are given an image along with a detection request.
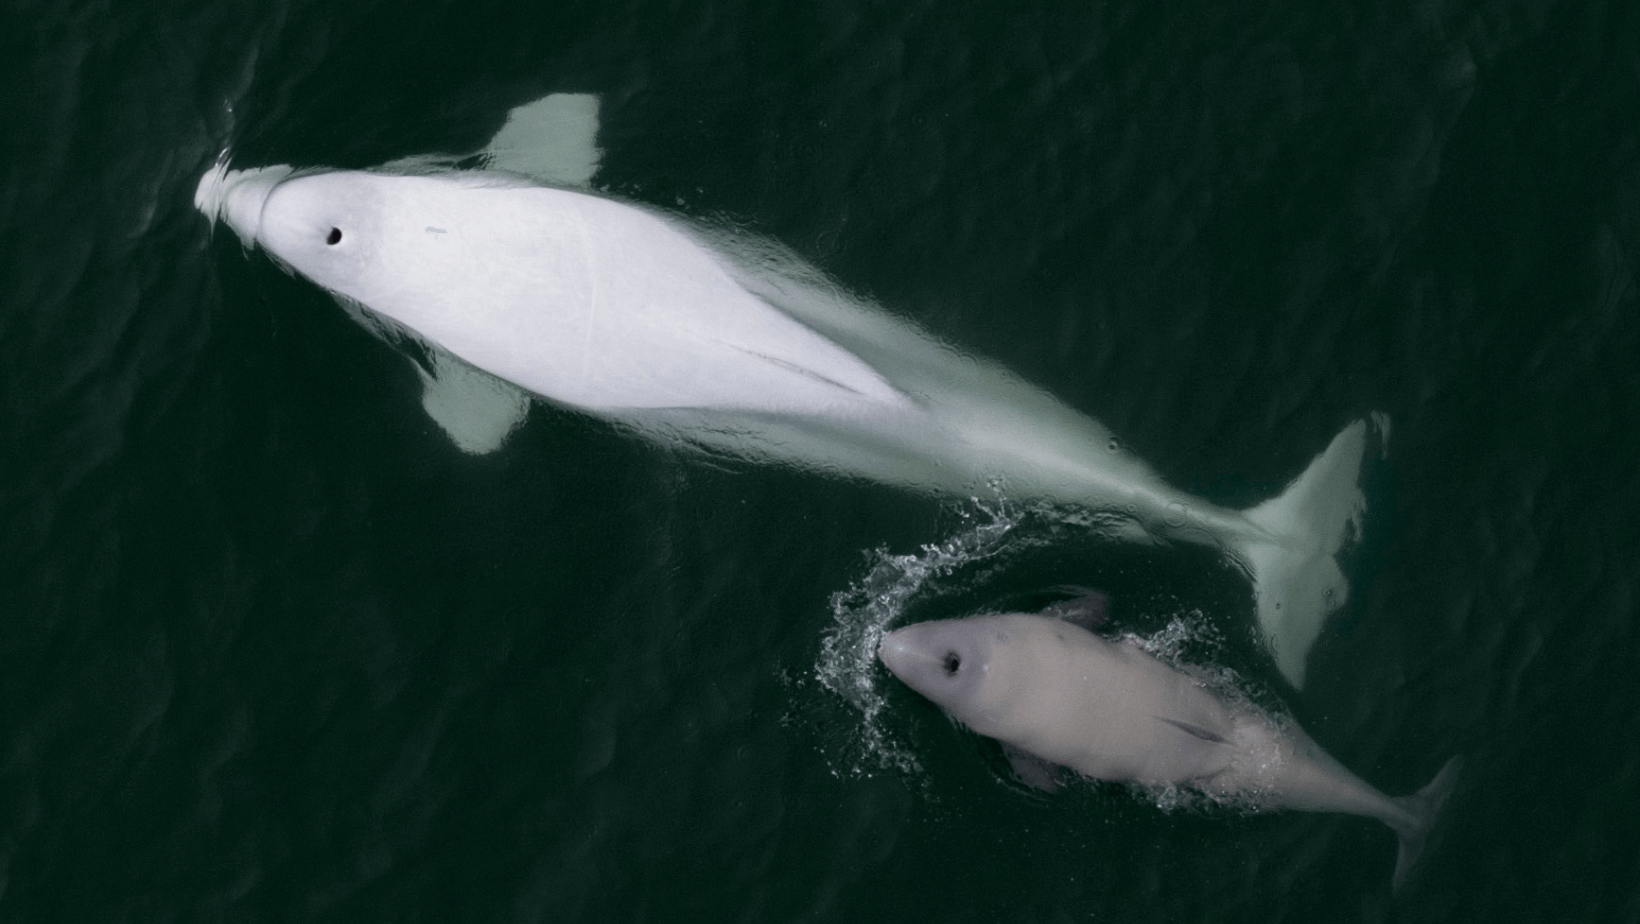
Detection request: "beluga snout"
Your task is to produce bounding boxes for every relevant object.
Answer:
[195,162,294,244]
[878,621,990,701]
[877,626,947,688]
[876,630,919,676]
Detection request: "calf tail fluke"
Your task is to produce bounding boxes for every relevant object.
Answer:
[1237,413,1388,688]
[1389,756,1463,893]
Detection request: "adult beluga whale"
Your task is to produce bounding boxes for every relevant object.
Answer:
[877,597,1461,891]
[196,92,1381,688]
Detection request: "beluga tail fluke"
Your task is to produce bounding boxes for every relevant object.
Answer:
[196,92,1384,688]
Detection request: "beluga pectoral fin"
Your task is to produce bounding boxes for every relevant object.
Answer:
[1002,743,1069,793]
[480,92,603,187]
[1038,587,1110,631]
[416,350,532,454]
[380,92,604,188]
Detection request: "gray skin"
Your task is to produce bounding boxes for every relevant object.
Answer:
[878,609,1459,890]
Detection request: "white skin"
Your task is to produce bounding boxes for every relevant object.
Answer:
[250,171,907,414]
[218,169,1236,529]
[203,165,1373,688]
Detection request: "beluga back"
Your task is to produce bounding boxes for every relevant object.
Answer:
[196,92,1383,688]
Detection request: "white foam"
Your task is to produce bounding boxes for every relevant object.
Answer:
[813,500,1022,778]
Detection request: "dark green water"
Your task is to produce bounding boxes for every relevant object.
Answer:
[5,0,1639,920]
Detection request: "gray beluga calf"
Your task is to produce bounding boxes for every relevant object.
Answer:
[196,92,1381,687]
[877,599,1461,891]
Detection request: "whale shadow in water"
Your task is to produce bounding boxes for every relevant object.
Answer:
[195,92,1385,688]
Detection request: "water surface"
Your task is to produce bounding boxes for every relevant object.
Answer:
[3,0,1638,920]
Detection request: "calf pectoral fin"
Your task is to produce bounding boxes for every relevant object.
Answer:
[1003,744,1068,793]
[1156,717,1229,744]
[1040,587,1110,631]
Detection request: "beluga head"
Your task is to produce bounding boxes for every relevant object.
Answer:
[192,91,607,337]
[190,94,622,454]
[878,616,1017,739]
[199,165,391,295]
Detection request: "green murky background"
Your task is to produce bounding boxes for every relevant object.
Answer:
[4,0,1638,919]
